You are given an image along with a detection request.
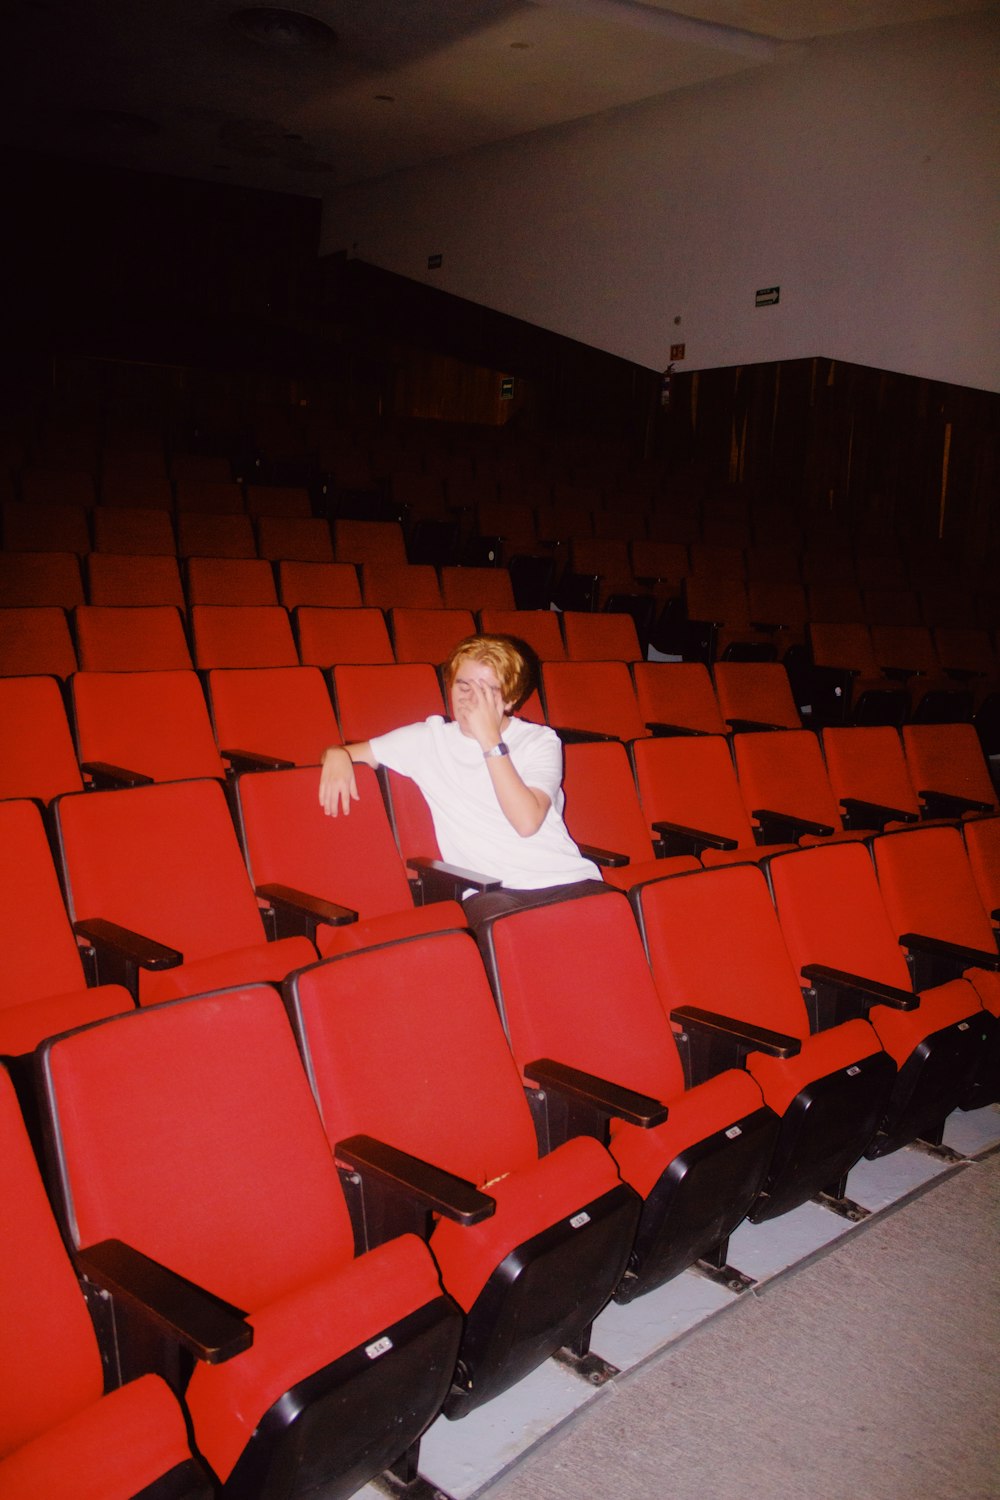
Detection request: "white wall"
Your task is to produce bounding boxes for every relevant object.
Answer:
[321,10,1000,392]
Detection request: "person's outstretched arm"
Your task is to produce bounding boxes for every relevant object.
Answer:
[318,741,378,816]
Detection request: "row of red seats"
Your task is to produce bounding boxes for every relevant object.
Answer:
[5,848,995,1487]
[0,602,648,678]
[3,652,996,819]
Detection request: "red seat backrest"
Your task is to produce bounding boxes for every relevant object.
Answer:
[0,1069,104,1455]
[56,779,268,961]
[41,987,356,1311]
[287,932,541,1187]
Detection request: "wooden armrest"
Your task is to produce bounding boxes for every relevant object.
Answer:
[80,760,154,790]
[651,820,738,856]
[838,797,918,831]
[751,807,835,842]
[408,857,501,899]
[525,1057,668,1128]
[77,1239,252,1364]
[577,843,630,869]
[223,747,296,773]
[335,1134,494,1226]
[256,882,357,940]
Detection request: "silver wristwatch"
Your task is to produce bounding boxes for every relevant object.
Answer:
[483,742,510,760]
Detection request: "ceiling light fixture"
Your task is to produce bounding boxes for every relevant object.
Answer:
[229,8,337,53]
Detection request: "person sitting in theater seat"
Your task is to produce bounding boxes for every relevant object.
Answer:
[318,633,602,920]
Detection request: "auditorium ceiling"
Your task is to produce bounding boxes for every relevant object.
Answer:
[1,0,990,194]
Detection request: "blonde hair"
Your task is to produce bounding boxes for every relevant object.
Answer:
[444,634,535,711]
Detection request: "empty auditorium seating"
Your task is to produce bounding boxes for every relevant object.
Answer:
[478,608,567,661]
[807,622,908,726]
[256,515,335,562]
[277,560,363,608]
[70,669,227,786]
[185,556,279,606]
[332,663,446,742]
[0,1066,212,1496]
[0,675,84,803]
[87,552,186,609]
[333,518,408,568]
[869,624,973,721]
[631,733,799,866]
[872,824,1000,1101]
[206,665,342,768]
[475,886,779,1288]
[540,660,648,742]
[285,929,640,1414]
[390,607,475,665]
[768,840,989,1153]
[561,741,700,889]
[0,550,84,608]
[75,604,192,672]
[0,799,134,1056]
[732,729,874,844]
[176,512,256,559]
[632,661,729,736]
[820,726,923,830]
[901,722,999,819]
[561,611,644,662]
[37,985,462,1495]
[712,661,802,731]
[361,563,444,610]
[2,500,91,554]
[295,605,395,666]
[235,764,468,955]
[632,862,897,1219]
[190,604,298,669]
[91,506,175,557]
[0,606,78,677]
[440,565,516,611]
[53,778,316,1005]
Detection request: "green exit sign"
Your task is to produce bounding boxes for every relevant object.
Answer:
[500,378,515,400]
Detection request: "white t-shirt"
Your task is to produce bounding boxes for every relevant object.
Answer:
[369,715,601,890]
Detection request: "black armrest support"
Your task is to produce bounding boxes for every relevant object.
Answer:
[408,857,501,903]
[881,666,919,682]
[800,962,917,1031]
[73,917,182,999]
[899,930,1000,990]
[725,719,784,734]
[255,882,357,942]
[551,725,621,745]
[645,721,709,738]
[839,797,918,832]
[751,807,835,843]
[651,820,738,857]
[77,1238,252,1365]
[669,1004,800,1087]
[334,1133,494,1252]
[577,843,630,869]
[917,789,993,819]
[222,747,296,774]
[80,760,154,790]
[525,1057,669,1128]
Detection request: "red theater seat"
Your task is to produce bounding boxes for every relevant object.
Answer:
[53,778,316,1006]
[0,800,133,1056]
[0,1067,213,1498]
[633,863,897,1220]
[285,929,640,1416]
[37,986,462,1496]
[475,888,778,1298]
[234,765,468,957]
